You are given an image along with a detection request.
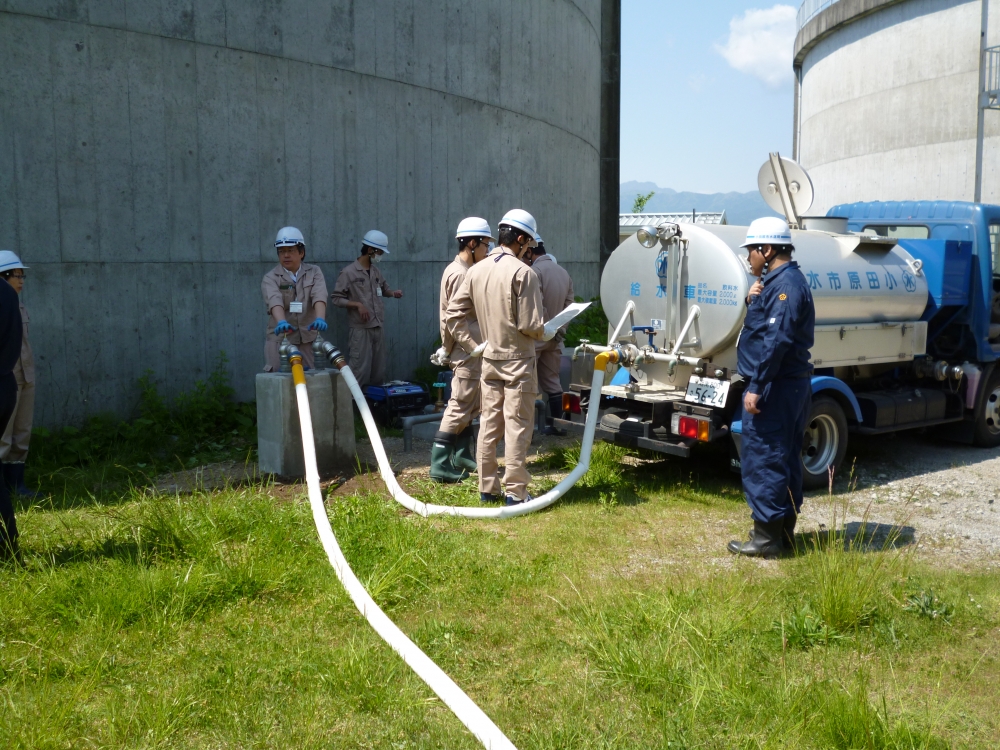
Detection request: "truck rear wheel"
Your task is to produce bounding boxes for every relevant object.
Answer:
[802,396,848,490]
[973,370,1000,447]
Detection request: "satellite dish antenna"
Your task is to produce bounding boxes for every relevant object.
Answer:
[757,153,814,229]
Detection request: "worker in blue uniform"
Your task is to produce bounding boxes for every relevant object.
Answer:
[0,269,23,563]
[729,217,815,558]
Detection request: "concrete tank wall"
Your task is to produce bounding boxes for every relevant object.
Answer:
[0,0,604,425]
[795,0,1000,214]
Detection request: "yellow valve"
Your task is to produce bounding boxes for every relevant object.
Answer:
[594,350,619,371]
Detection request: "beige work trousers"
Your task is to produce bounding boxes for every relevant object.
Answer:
[478,357,537,500]
[0,378,34,463]
[348,326,386,387]
[439,373,480,434]
[536,345,563,397]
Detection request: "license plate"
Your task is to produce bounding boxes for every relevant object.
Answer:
[684,375,730,408]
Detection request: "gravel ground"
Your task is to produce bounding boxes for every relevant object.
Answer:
[799,432,1000,567]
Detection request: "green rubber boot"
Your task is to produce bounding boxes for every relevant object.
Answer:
[452,426,478,473]
[429,431,469,483]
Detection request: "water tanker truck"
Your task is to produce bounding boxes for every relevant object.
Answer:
[558,155,1000,488]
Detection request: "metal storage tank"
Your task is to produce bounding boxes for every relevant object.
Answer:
[0,1,618,425]
[793,0,1000,214]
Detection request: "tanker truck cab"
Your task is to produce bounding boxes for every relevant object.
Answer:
[557,196,1000,491]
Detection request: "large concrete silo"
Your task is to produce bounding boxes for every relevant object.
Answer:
[0,0,619,425]
[793,0,1000,213]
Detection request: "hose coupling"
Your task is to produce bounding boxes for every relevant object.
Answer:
[594,349,620,371]
[318,339,347,370]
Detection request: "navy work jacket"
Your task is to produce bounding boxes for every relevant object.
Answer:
[0,279,21,376]
[737,261,815,395]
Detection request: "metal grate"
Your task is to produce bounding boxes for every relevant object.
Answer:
[797,0,837,29]
[986,46,1000,110]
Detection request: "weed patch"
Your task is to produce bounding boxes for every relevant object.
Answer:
[27,354,256,506]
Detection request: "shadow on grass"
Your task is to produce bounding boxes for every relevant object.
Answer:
[25,538,147,569]
[16,468,157,512]
[789,522,917,556]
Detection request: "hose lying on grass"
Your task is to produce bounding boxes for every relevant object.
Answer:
[335,354,610,519]
[288,347,518,750]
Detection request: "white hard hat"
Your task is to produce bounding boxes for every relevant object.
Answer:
[363,229,389,253]
[534,233,543,245]
[275,226,305,248]
[456,217,495,240]
[0,251,27,273]
[740,216,792,248]
[499,209,537,239]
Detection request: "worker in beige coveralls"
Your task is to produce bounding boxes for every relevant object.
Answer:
[529,235,574,435]
[446,209,554,506]
[427,217,494,483]
[330,230,403,387]
[0,252,39,499]
[261,227,329,371]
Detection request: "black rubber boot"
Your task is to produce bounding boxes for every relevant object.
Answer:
[782,513,798,551]
[452,427,478,473]
[429,431,469,483]
[728,519,786,558]
[541,395,566,436]
[746,513,798,550]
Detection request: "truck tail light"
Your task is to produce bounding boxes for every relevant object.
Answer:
[671,413,712,442]
[563,392,581,415]
[697,419,711,442]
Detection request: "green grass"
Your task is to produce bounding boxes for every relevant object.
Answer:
[2,443,998,748]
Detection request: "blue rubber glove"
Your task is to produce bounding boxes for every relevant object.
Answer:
[274,320,295,335]
[307,318,328,332]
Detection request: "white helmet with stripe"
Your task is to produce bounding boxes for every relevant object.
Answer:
[0,251,27,273]
[363,229,389,254]
[275,226,305,248]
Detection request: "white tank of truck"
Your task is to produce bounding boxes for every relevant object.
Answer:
[599,158,931,391]
[601,224,929,373]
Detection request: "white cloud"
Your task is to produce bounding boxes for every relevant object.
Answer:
[715,5,797,88]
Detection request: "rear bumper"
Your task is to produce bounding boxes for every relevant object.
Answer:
[553,417,693,458]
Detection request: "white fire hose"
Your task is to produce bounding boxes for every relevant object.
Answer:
[340,360,607,519]
[288,341,616,748]
[287,346,517,750]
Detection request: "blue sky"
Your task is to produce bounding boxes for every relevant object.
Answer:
[620,1,799,193]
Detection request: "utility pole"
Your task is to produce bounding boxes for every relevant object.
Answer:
[975,0,996,203]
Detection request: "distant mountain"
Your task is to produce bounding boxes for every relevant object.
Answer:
[620,181,781,227]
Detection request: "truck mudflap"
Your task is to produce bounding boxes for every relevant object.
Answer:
[552,417,693,458]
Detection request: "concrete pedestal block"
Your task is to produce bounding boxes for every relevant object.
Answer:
[256,371,357,477]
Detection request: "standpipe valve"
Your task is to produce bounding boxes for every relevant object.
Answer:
[279,339,306,385]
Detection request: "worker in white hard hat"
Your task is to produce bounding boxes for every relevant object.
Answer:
[330,229,404,387]
[428,218,494,483]
[445,209,552,505]
[528,234,574,435]
[0,252,40,501]
[728,216,815,559]
[0,252,22,562]
[261,226,329,371]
